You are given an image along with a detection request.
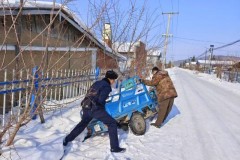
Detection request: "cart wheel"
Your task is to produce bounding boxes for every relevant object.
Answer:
[129,113,146,135]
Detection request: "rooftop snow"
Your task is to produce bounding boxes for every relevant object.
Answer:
[197,60,234,65]
[113,42,136,53]
[0,0,127,61]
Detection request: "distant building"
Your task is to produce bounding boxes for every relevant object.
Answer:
[113,41,147,76]
[185,62,197,67]
[197,60,234,66]
[184,62,197,70]
[146,49,162,69]
[196,60,234,70]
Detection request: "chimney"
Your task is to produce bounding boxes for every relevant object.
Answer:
[102,23,112,48]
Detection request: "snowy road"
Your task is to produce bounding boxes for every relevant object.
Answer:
[2,68,240,160]
[173,68,240,160]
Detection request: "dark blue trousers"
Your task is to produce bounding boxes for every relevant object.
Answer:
[65,108,119,149]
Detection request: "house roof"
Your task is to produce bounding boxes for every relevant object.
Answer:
[112,42,135,53]
[197,60,234,65]
[0,0,127,61]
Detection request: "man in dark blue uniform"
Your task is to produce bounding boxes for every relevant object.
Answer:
[63,70,126,153]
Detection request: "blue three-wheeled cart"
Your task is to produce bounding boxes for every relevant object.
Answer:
[84,76,158,137]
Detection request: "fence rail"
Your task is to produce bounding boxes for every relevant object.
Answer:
[0,67,105,128]
[223,71,240,83]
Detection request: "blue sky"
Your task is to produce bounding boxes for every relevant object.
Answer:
[57,0,240,61]
[167,0,240,61]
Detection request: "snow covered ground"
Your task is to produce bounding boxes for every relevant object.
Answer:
[1,67,240,160]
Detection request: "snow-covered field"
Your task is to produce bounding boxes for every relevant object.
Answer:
[1,67,240,160]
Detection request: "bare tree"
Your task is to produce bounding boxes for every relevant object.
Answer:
[0,0,107,148]
[86,0,164,76]
[0,1,165,156]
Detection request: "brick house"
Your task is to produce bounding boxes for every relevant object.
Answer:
[0,1,126,80]
[0,1,126,110]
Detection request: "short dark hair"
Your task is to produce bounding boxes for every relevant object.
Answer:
[152,67,159,72]
[105,70,118,79]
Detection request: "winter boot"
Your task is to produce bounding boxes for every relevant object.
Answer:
[110,147,126,153]
[150,123,161,128]
[63,138,68,146]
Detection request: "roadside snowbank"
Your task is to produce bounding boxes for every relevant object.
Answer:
[176,68,240,95]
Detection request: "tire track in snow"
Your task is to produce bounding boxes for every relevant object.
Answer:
[175,69,240,160]
[179,72,228,160]
[176,69,210,160]
[179,70,240,143]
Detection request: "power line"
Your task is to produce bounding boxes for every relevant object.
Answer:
[175,0,179,36]
[171,0,174,12]
[173,36,226,44]
[170,0,180,64]
[170,0,175,63]
[214,39,240,50]
[196,50,208,59]
[196,39,240,59]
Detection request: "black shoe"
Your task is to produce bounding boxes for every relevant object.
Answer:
[150,123,161,128]
[110,147,126,153]
[63,138,68,146]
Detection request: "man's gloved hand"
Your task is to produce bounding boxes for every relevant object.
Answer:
[139,79,144,83]
[149,86,154,92]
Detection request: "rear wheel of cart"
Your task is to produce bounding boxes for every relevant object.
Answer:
[129,113,146,135]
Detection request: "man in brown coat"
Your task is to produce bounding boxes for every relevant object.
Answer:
[141,67,178,128]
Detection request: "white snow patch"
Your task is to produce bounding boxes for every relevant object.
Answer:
[1,69,240,160]
[177,68,240,95]
[14,139,37,147]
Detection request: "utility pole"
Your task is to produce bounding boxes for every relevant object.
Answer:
[162,12,179,70]
[209,45,214,74]
[204,49,207,73]
[171,54,174,67]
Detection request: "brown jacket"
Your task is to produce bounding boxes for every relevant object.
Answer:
[143,70,177,102]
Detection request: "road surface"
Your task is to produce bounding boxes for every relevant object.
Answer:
[172,68,240,160]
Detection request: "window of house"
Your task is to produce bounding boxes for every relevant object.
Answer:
[35,15,43,33]
[25,15,32,31]
[0,18,5,27]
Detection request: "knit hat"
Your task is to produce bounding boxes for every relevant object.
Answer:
[152,67,159,72]
[105,70,118,79]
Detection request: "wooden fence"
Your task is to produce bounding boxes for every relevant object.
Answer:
[0,67,106,128]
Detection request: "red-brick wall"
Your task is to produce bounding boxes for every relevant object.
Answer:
[96,50,118,69]
[135,41,147,76]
